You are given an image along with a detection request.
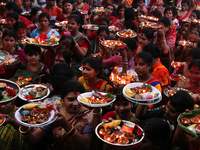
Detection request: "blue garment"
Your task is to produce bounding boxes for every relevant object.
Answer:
[30,28,60,38]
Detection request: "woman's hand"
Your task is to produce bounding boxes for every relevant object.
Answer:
[191,94,200,103]
[42,83,54,92]
[3,114,20,129]
[53,112,70,128]
[157,28,165,40]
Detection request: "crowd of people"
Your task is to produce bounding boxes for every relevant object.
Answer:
[0,0,200,149]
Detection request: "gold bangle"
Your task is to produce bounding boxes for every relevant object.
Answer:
[92,108,102,115]
[19,126,30,134]
[161,40,166,43]
[65,125,74,135]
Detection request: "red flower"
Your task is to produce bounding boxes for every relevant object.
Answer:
[39,34,48,39]
[25,95,35,100]
[5,88,16,97]
[134,124,143,136]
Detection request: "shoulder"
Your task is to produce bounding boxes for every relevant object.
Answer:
[30,28,39,37]
[78,76,84,83]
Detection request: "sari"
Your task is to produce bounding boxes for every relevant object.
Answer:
[146,77,162,93]
[153,25,176,72]
[151,62,171,86]
[51,109,93,150]
[78,76,113,92]
[177,11,191,25]
[175,78,200,94]
[0,106,27,150]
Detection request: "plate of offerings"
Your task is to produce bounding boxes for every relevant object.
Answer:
[101,40,126,50]
[178,109,200,140]
[82,24,99,30]
[79,10,88,14]
[0,19,7,25]
[21,11,31,16]
[55,21,68,27]
[179,40,196,47]
[95,120,144,146]
[0,79,20,104]
[110,67,137,87]
[108,26,120,32]
[170,74,186,82]
[16,76,33,87]
[77,91,116,107]
[24,37,59,47]
[15,102,57,127]
[92,7,105,14]
[123,82,162,105]
[0,2,6,5]
[19,84,50,102]
[0,115,5,126]
[117,29,137,38]
[0,51,19,66]
[164,87,193,97]
[139,15,158,22]
[139,22,162,29]
[171,61,186,68]
[183,18,200,24]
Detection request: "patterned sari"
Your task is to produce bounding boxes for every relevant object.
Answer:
[146,77,162,93]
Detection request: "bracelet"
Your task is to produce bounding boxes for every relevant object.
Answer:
[67,128,76,137]
[92,108,102,115]
[65,125,74,135]
[75,43,78,47]
[19,126,30,134]
[122,61,128,65]
[161,40,166,43]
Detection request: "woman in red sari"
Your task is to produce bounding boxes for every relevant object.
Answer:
[153,17,176,73]
[177,0,191,25]
[73,0,89,11]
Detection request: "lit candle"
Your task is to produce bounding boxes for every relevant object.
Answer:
[117,137,129,144]
[181,118,190,125]
[104,134,116,143]
[99,128,111,136]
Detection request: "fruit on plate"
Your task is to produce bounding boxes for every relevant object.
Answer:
[125,88,135,98]
[81,97,91,104]
[23,103,39,110]
[102,120,121,128]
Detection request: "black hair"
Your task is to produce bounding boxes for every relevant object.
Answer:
[30,7,42,17]
[101,35,114,40]
[143,43,161,58]
[141,28,154,41]
[159,17,171,27]
[13,21,26,32]
[39,12,50,22]
[164,7,172,15]
[122,38,137,52]
[2,29,16,40]
[60,80,85,99]
[117,4,126,14]
[125,7,135,21]
[24,45,41,56]
[59,34,75,50]
[164,0,173,6]
[68,14,81,25]
[171,7,178,16]
[97,26,109,36]
[181,0,189,6]
[7,12,18,21]
[62,0,73,13]
[137,9,145,15]
[105,3,113,9]
[134,51,153,73]
[113,86,130,102]
[99,17,110,26]
[188,59,200,70]
[123,21,137,32]
[142,118,171,150]
[5,2,23,14]
[82,57,103,78]
[55,49,71,65]
[191,10,200,19]
[138,0,145,3]
[187,48,200,60]
[151,10,162,18]
[50,63,75,95]
[169,91,194,113]
[0,26,3,32]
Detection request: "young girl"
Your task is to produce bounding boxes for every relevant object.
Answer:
[24,44,50,83]
[6,12,18,30]
[54,49,71,65]
[78,57,112,92]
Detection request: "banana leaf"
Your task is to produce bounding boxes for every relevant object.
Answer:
[178,109,200,140]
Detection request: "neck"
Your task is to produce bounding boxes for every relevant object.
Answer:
[119,111,133,120]
[30,62,40,68]
[71,30,79,37]
[152,59,159,65]
[24,7,30,11]
[41,27,50,32]
[46,5,54,11]
[86,77,99,87]
[138,73,152,82]
[5,47,15,54]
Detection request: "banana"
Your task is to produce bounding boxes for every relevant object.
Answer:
[23,103,38,110]
[81,97,91,104]
[125,89,135,98]
[102,120,121,128]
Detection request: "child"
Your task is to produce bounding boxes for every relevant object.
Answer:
[21,0,32,12]
[150,0,165,16]
[137,0,147,14]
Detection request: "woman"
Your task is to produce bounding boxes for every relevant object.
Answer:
[21,0,32,13]
[177,0,191,24]
[24,44,50,83]
[189,9,200,20]
[175,59,200,95]
[19,80,93,150]
[91,26,109,54]
[67,14,91,77]
[30,12,60,38]
[143,43,171,87]
[6,12,18,30]
[30,7,42,28]
[115,4,126,25]
[73,0,89,11]
[0,30,27,79]
[153,17,176,72]
[134,52,162,93]
[175,28,200,62]
[54,49,71,65]
[56,0,73,22]
[78,57,112,92]
[176,48,200,77]
[136,28,154,54]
